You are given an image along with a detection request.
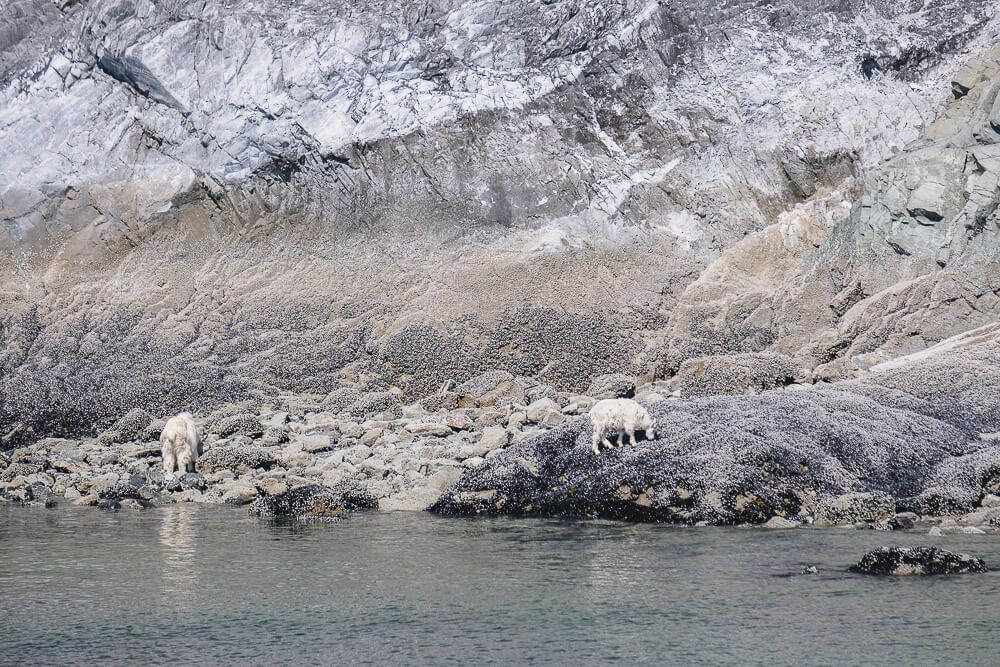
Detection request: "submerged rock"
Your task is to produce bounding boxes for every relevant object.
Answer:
[248,483,377,521]
[850,547,988,576]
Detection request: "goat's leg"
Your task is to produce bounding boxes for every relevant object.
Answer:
[592,429,602,455]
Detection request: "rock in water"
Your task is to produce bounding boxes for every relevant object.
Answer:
[248,484,377,521]
[850,547,988,576]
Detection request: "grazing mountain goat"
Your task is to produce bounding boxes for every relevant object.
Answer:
[589,399,657,455]
[160,412,201,477]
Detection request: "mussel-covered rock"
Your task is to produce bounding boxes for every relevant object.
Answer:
[850,547,988,576]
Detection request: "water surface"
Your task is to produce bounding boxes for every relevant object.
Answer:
[2,505,998,666]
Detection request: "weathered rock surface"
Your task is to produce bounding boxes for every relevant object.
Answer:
[432,330,1000,523]
[2,1,999,441]
[850,547,988,576]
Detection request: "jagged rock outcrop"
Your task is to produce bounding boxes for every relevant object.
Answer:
[2,1,999,442]
[431,325,1000,523]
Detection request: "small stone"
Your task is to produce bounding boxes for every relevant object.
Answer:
[961,526,987,535]
[463,456,485,468]
[803,566,819,574]
[764,516,798,529]
[928,526,944,536]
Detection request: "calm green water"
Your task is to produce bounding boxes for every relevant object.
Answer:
[2,504,999,666]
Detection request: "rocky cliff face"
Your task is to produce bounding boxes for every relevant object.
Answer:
[2,0,999,443]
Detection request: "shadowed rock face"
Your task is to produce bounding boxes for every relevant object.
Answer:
[1,0,1000,443]
[431,327,1000,523]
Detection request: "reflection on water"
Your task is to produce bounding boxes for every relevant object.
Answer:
[2,505,1000,666]
[158,505,197,603]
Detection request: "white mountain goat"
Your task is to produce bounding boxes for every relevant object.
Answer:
[160,412,201,477]
[588,398,657,454]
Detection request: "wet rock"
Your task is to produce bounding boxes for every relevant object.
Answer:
[764,516,799,529]
[888,512,918,530]
[98,481,143,501]
[587,374,636,399]
[166,472,208,492]
[248,483,377,521]
[97,498,120,512]
[198,446,275,474]
[219,479,259,505]
[850,547,988,576]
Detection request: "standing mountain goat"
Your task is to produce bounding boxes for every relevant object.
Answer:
[589,399,657,454]
[160,412,201,477]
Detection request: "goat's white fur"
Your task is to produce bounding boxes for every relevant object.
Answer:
[160,412,200,477]
[589,399,656,455]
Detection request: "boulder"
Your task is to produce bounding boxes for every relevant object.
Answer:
[850,547,988,576]
[248,483,377,520]
[211,413,264,438]
[198,446,275,474]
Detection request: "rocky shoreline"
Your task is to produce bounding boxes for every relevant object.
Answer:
[4,330,1000,534]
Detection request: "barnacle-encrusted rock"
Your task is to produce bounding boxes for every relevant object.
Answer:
[197,446,275,474]
[348,392,402,418]
[98,408,153,445]
[248,483,377,520]
[677,353,802,398]
[210,413,264,438]
[432,335,1000,524]
[850,547,988,576]
[586,373,636,400]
